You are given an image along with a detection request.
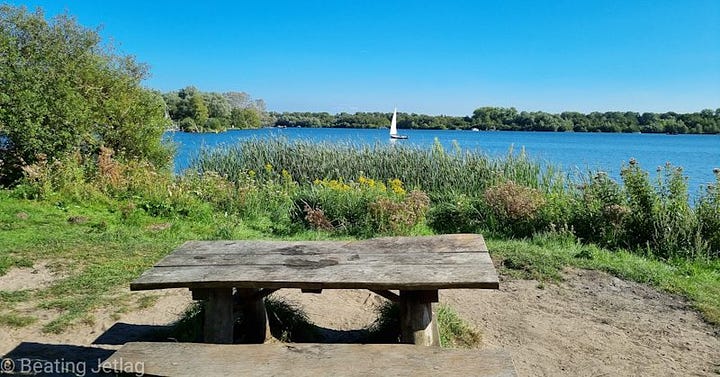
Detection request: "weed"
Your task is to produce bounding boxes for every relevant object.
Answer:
[437,305,481,348]
[0,313,37,327]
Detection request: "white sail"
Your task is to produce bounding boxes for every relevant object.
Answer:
[390,108,398,135]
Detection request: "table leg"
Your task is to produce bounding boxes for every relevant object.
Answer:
[399,290,440,346]
[203,288,234,344]
[235,288,270,343]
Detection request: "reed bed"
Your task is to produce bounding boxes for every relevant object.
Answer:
[191,138,720,259]
[192,138,569,198]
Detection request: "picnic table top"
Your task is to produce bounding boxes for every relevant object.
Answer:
[130,233,499,291]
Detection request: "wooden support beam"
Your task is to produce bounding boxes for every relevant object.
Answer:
[369,289,400,302]
[203,288,234,344]
[399,290,440,346]
[235,288,270,344]
[190,288,209,300]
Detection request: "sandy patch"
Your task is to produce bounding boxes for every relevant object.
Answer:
[0,262,63,291]
[0,288,192,356]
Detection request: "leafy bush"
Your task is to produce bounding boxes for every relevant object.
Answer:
[621,161,704,258]
[621,160,659,249]
[483,181,546,238]
[651,164,702,258]
[294,177,428,237]
[178,167,298,234]
[571,172,628,247]
[0,5,171,185]
[696,172,720,258]
[12,152,94,201]
[427,194,484,234]
[369,189,430,236]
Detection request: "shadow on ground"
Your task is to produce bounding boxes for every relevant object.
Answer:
[1,343,115,376]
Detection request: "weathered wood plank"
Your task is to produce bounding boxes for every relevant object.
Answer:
[400,290,439,346]
[171,234,487,256]
[101,342,518,377]
[155,251,487,268]
[131,256,499,291]
[203,288,233,344]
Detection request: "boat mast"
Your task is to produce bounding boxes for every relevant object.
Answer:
[390,107,398,135]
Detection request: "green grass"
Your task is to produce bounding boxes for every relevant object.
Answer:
[0,290,32,305]
[1,188,718,334]
[0,190,272,333]
[0,313,37,327]
[437,304,481,348]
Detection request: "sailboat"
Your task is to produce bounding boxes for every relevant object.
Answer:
[389,108,408,139]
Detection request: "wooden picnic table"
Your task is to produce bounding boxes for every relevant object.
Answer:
[131,233,499,346]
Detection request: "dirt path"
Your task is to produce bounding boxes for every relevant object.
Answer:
[444,269,719,376]
[277,268,719,377]
[1,268,718,376]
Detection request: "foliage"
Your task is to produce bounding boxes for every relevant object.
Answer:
[267,108,720,134]
[427,194,485,234]
[571,172,628,247]
[0,5,172,185]
[295,176,429,237]
[484,181,546,237]
[2,123,719,332]
[696,171,720,258]
[163,87,265,132]
[621,161,704,258]
[194,139,719,258]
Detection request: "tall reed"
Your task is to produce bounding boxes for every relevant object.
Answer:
[192,138,568,198]
[192,139,719,259]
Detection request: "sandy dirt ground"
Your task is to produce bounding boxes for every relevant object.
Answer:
[1,266,718,376]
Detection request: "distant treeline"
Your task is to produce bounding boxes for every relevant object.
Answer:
[162,87,268,132]
[161,87,720,134]
[271,107,720,134]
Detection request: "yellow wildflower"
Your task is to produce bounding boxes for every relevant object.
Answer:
[389,178,406,195]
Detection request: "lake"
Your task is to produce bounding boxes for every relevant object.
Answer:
[166,128,719,198]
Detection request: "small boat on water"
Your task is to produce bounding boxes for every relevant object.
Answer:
[389,108,408,139]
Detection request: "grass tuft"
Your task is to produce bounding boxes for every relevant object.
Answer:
[0,313,37,327]
[437,305,481,348]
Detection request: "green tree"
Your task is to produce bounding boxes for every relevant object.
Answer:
[204,92,232,120]
[189,92,209,127]
[0,5,171,183]
[230,108,261,129]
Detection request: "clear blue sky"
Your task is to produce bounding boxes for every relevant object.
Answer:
[9,0,720,115]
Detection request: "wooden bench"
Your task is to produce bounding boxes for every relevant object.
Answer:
[102,342,518,377]
[130,234,500,346]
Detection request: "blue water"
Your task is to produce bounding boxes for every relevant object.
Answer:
[166,128,719,197]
